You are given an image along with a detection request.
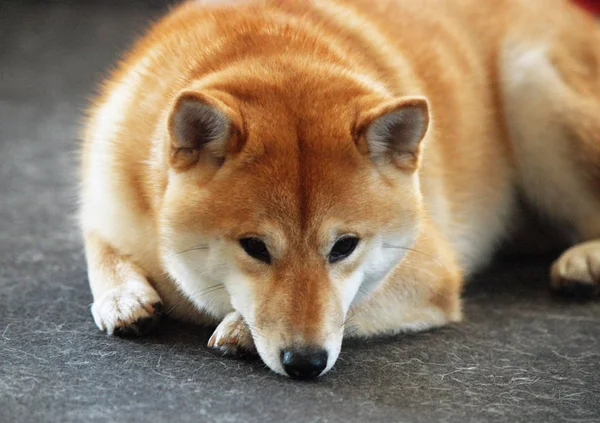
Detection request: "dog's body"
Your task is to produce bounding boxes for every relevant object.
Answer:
[81,0,600,378]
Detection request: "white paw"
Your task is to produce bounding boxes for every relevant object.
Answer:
[551,240,600,299]
[208,311,256,356]
[91,281,163,336]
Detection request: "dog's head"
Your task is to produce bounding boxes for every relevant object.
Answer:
[160,63,429,378]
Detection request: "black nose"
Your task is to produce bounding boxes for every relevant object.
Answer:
[280,348,328,380]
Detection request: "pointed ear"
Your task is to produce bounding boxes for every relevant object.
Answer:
[355,96,429,170]
[168,91,243,169]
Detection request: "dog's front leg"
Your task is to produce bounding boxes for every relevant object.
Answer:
[344,228,463,339]
[85,232,163,336]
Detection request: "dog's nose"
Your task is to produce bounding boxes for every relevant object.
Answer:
[280,348,328,380]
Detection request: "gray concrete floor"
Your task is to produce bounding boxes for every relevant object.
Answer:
[1,2,599,422]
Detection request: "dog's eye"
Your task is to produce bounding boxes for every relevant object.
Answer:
[329,236,360,264]
[239,237,271,264]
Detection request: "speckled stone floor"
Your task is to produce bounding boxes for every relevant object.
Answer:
[1,2,599,422]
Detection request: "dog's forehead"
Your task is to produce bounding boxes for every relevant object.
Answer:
[237,138,374,237]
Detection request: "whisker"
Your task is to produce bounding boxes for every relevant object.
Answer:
[342,285,375,328]
[246,324,266,341]
[358,287,370,297]
[168,244,210,258]
[188,283,226,298]
[382,244,446,270]
[165,283,226,316]
[341,309,357,328]
[344,326,361,338]
[393,261,439,279]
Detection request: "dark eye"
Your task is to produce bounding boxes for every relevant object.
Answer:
[239,237,271,264]
[329,236,360,263]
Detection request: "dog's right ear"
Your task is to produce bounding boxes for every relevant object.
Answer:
[168,91,244,169]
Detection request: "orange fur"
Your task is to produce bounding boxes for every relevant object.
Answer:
[80,0,600,377]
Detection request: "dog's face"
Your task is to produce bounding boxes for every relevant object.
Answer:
[159,67,429,377]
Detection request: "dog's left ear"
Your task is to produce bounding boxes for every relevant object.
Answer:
[355,96,429,171]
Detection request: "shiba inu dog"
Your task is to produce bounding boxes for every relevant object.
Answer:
[80,0,600,379]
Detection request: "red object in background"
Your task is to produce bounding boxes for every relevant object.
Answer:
[573,0,600,15]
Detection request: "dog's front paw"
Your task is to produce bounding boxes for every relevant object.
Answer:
[208,311,256,357]
[91,282,163,336]
[551,241,600,300]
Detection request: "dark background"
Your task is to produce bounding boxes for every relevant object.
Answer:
[1,1,599,422]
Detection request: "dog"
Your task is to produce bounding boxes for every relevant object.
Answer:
[80,0,600,379]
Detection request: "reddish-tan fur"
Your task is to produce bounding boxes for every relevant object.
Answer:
[80,0,600,376]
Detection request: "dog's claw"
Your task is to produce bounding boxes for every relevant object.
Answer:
[551,241,600,301]
[92,283,163,336]
[208,311,257,357]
